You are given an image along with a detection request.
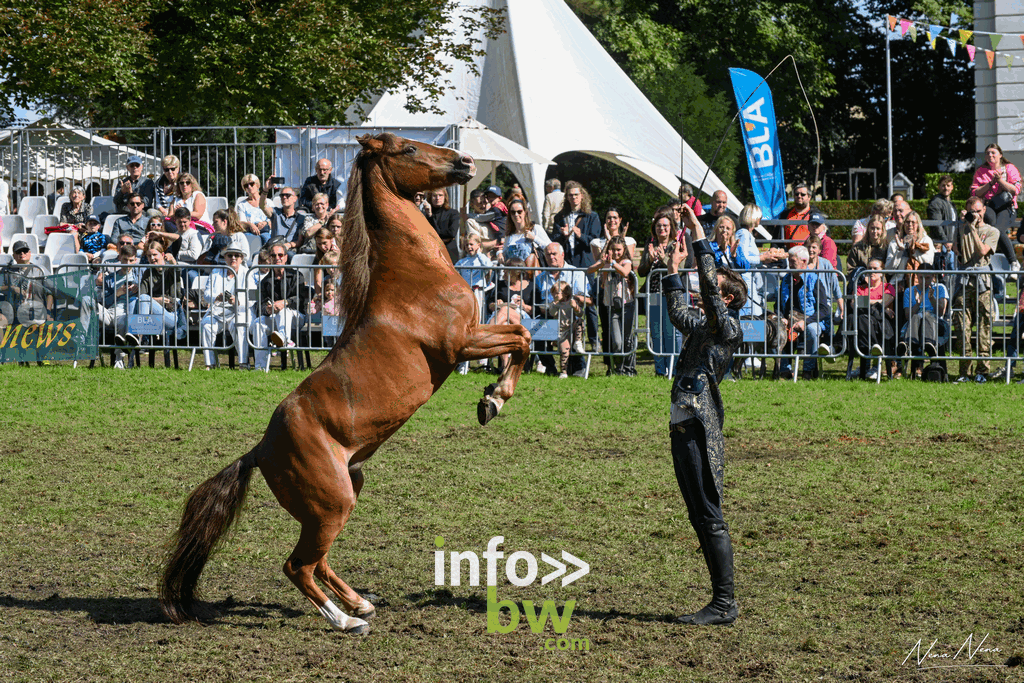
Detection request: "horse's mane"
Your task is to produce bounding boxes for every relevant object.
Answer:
[336,133,401,344]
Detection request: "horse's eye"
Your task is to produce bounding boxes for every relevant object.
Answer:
[404,145,417,155]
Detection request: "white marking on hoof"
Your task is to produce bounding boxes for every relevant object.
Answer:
[318,599,370,634]
[354,598,376,618]
[488,396,504,414]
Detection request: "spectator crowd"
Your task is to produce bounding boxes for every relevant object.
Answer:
[1,143,1022,382]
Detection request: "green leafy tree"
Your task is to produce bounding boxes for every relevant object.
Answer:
[0,0,503,127]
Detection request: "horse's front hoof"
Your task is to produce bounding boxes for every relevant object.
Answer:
[478,398,499,426]
[345,619,370,635]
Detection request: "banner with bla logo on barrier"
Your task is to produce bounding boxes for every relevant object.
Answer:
[0,266,99,363]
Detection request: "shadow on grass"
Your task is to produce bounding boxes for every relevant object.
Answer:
[406,588,677,624]
[0,593,304,626]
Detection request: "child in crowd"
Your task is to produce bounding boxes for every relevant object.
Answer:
[74,214,117,263]
[313,241,340,296]
[454,233,492,291]
[549,281,585,379]
[454,234,493,375]
[320,278,344,348]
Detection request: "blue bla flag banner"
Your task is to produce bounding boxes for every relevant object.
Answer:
[729,68,785,219]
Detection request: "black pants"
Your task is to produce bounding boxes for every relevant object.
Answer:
[671,419,724,535]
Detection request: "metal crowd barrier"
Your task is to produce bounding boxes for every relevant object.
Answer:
[14,258,1017,382]
[639,263,1020,383]
[50,261,347,370]
[454,264,639,378]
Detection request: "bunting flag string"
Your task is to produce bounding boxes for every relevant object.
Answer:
[885,14,1023,70]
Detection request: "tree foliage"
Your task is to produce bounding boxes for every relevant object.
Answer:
[0,0,503,127]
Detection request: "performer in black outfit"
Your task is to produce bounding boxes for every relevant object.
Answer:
[663,205,747,625]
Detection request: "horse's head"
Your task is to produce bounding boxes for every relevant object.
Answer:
[357,133,475,198]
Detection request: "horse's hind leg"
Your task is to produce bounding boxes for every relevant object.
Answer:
[455,323,531,425]
[312,466,375,620]
[281,464,370,635]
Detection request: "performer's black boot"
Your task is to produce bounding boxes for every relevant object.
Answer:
[678,521,737,625]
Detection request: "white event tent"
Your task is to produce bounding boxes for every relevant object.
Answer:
[356,0,741,215]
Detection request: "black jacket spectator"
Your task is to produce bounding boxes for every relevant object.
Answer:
[427,207,460,263]
[299,174,343,213]
[552,211,601,268]
[260,268,309,312]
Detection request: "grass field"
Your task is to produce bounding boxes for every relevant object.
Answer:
[1,361,1022,682]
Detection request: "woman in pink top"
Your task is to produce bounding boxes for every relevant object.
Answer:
[970,143,1021,232]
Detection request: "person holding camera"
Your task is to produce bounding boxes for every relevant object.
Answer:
[952,196,1001,383]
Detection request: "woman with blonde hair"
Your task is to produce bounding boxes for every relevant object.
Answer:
[851,198,895,245]
[168,172,210,226]
[155,155,180,212]
[885,210,934,280]
[235,173,273,242]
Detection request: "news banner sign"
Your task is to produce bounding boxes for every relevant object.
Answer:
[0,267,99,363]
[729,67,786,220]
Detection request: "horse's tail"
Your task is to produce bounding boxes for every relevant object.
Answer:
[159,449,258,624]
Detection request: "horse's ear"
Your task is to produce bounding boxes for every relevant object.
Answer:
[357,134,384,155]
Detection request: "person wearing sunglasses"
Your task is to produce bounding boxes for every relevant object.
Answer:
[110,193,150,246]
[235,173,273,242]
[155,155,181,214]
[266,186,304,253]
[779,183,814,248]
[168,172,210,225]
[113,155,156,214]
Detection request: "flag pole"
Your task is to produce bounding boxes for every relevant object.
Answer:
[886,21,894,196]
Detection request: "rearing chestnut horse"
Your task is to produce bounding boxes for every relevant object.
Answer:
[160,133,531,634]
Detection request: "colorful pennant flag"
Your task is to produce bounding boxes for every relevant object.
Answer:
[990,34,1002,51]
[909,25,917,42]
[967,44,976,62]
[888,15,897,31]
[959,29,972,46]
[928,24,942,46]
[985,49,995,69]
[900,19,911,36]
[1006,54,1014,70]
[950,12,959,27]
[1020,34,1024,49]
[946,37,957,56]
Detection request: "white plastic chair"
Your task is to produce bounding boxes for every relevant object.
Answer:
[17,196,47,223]
[103,214,125,236]
[31,214,59,246]
[59,253,90,268]
[244,233,262,257]
[53,196,70,219]
[92,196,116,217]
[9,233,39,254]
[206,196,229,216]
[43,232,77,263]
[2,215,25,252]
[30,253,52,275]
